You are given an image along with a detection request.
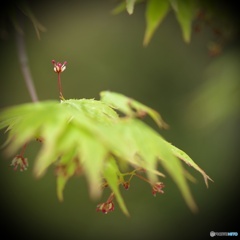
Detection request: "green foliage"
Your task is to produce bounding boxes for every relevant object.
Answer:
[113,0,198,45]
[143,0,170,46]
[126,0,137,15]
[0,91,212,215]
[172,0,197,43]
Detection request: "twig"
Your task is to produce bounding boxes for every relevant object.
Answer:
[15,17,39,102]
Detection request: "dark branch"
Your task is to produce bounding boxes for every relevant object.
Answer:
[15,18,39,102]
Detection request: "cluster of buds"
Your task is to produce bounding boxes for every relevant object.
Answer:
[10,155,28,171]
[97,169,166,214]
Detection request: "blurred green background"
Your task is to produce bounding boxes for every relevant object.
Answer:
[0,1,239,239]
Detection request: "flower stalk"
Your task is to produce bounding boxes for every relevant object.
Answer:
[10,143,29,171]
[52,60,67,100]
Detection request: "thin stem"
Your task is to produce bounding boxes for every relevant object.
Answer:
[106,192,115,203]
[57,73,64,100]
[128,173,135,182]
[19,143,28,156]
[15,18,39,102]
[135,173,152,184]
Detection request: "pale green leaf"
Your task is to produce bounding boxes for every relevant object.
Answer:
[0,101,60,154]
[123,121,197,210]
[33,117,69,177]
[157,142,198,212]
[112,0,143,15]
[111,1,126,15]
[173,0,197,43]
[103,157,129,216]
[57,175,67,202]
[143,0,170,46]
[100,91,168,128]
[57,150,79,201]
[126,0,137,15]
[62,99,119,125]
[0,93,212,215]
[170,143,214,187]
[97,117,197,212]
[77,132,107,199]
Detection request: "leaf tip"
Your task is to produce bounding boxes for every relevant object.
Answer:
[89,185,102,200]
[126,0,136,15]
[191,202,199,214]
[33,164,45,179]
[143,31,152,47]
[124,209,131,217]
[126,7,134,15]
[143,38,150,47]
[57,191,64,202]
[183,33,191,44]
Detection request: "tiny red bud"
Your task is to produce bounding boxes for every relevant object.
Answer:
[123,181,130,190]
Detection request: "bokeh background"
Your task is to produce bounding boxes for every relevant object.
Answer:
[0,1,239,239]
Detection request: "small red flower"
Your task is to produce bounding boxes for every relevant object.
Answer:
[96,201,115,214]
[122,181,130,190]
[10,155,28,171]
[52,60,67,73]
[152,182,165,196]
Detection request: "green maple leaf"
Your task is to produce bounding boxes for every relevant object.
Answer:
[172,0,197,43]
[0,91,212,215]
[143,0,170,46]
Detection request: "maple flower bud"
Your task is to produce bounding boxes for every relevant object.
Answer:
[122,181,130,190]
[96,201,115,214]
[10,155,28,171]
[52,60,67,73]
[152,182,165,196]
